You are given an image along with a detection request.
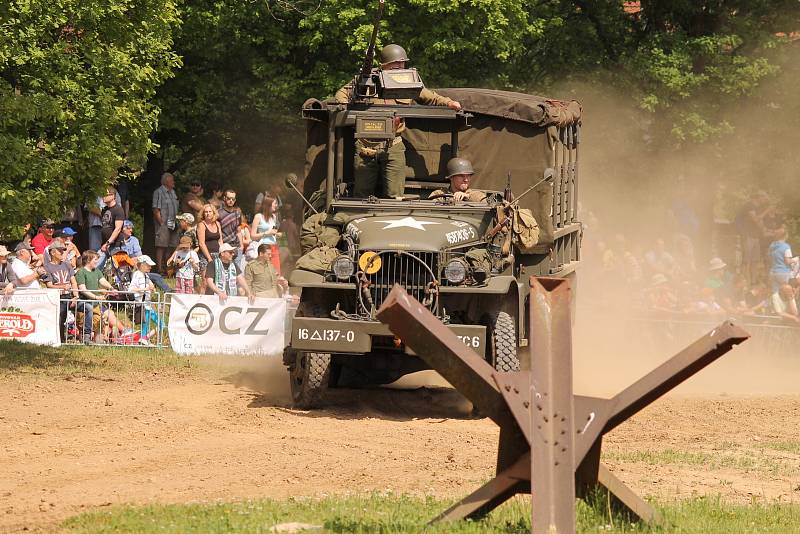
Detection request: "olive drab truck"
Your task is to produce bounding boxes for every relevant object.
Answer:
[283,18,581,408]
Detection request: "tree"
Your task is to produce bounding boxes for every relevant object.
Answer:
[0,0,180,237]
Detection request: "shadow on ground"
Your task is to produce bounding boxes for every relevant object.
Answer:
[0,340,100,373]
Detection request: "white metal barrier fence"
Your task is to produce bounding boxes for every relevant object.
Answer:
[64,290,168,347]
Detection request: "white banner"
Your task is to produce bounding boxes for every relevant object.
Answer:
[168,294,287,355]
[0,289,61,347]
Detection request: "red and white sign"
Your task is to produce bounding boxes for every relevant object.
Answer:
[0,312,36,337]
[0,289,61,346]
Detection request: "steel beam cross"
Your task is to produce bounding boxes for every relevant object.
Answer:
[376,278,749,532]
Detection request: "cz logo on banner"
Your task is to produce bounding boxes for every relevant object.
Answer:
[185,303,271,336]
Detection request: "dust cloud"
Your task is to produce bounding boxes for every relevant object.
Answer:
[560,48,800,397]
[199,355,293,406]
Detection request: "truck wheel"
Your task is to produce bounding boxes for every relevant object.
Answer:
[482,311,519,372]
[290,351,331,409]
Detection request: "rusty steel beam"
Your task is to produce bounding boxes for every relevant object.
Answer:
[376,285,516,430]
[375,281,750,532]
[528,277,575,533]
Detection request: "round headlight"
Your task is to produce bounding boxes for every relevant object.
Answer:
[332,255,355,280]
[444,258,468,284]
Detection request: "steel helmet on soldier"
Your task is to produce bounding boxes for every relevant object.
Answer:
[380,44,409,65]
[446,157,475,179]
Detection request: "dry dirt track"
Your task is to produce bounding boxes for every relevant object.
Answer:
[1,359,799,532]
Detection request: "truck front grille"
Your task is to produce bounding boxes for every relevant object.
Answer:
[357,250,438,317]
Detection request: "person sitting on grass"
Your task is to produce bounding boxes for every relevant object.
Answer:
[168,236,199,294]
[76,250,125,343]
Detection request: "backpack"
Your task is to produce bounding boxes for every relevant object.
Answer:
[300,213,340,254]
[512,208,540,254]
[295,246,341,274]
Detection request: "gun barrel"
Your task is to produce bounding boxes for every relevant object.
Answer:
[360,0,385,77]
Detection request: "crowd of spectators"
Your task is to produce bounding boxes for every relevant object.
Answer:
[0,173,302,343]
[583,190,800,325]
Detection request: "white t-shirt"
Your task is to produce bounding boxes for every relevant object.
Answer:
[11,259,40,289]
[129,270,152,303]
[173,250,198,280]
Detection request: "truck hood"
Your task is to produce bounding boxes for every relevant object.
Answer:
[344,214,482,252]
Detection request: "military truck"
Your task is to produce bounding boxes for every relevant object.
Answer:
[283,83,581,407]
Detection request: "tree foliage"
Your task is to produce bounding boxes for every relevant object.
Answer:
[1,0,798,234]
[0,0,180,236]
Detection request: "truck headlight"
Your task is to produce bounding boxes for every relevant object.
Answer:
[332,255,355,280]
[444,258,468,284]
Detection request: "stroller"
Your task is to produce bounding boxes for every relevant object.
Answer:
[106,249,137,298]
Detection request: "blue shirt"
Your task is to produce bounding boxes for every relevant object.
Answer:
[768,240,792,274]
[119,236,142,258]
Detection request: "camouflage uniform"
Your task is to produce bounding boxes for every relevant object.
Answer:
[429,186,487,202]
[334,84,455,198]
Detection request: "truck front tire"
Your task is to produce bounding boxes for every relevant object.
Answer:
[482,310,519,372]
[289,351,331,409]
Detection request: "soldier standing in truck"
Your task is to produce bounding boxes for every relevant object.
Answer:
[430,158,487,202]
[334,44,462,199]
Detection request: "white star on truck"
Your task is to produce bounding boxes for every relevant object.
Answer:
[376,217,441,231]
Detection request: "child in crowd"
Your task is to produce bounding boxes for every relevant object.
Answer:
[168,236,199,294]
[129,255,163,343]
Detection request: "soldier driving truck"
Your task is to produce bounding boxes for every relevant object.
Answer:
[282,0,582,408]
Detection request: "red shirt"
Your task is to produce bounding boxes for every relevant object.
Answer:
[31,232,52,255]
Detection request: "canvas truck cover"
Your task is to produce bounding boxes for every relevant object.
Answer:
[302,89,582,251]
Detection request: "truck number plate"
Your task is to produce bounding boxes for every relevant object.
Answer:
[456,335,481,348]
[296,328,355,343]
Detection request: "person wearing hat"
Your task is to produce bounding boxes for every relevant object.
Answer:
[10,242,42,289]
[334,44,462,199]
[705,257,730,289]
[31,219,56,255]
[0,245,14,295]
[118,219,142,259]
[98,186,125,270]
[205,243,253,303]
[429,158,487,202]
[176,213,198,250]
[43,239,79,342]
[129,255,162,343]
[55,227,81,269]
[168,236,199,294]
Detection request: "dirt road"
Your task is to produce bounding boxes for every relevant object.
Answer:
[1,358,798,531]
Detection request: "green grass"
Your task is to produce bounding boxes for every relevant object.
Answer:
[763,441,800,455]
[603,448,797,476]
[0,339,196,377]
[60,493,800,533]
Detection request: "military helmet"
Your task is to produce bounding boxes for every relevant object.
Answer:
[446,157,475,179]
[380,44,409,65]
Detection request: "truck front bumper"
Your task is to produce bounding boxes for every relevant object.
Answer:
[290,317,486,357]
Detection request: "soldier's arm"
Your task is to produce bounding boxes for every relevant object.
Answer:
[416,88,461,110]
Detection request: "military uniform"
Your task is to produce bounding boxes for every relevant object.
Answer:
[334,84,455,198]
[244,258,280,298]
[429,186,487,202]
